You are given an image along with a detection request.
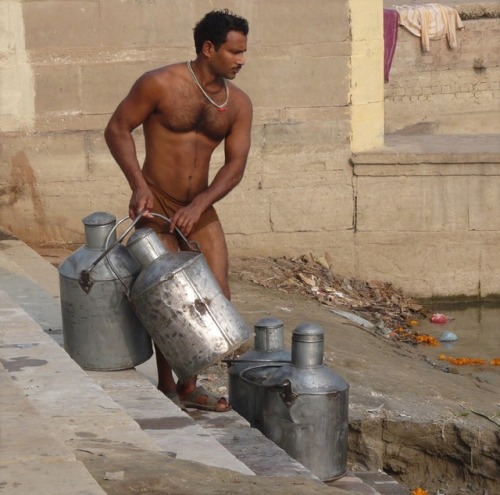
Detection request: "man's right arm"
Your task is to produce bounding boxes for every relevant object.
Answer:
[104,73,159,218]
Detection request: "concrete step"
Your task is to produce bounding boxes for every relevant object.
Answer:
[88,368,254,475]
[0,290,256,488]
[0,361,106,495]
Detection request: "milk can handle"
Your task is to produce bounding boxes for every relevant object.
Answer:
[239,364,287,389]
[102,210,202,294]
[148,213,201,252]
[78,209,201,293]
[239,365,298,407]
[78,213,143,293]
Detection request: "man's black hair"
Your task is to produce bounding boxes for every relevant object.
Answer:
[193,9,249,54]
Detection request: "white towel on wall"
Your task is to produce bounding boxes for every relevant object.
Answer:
[395,3,465,52]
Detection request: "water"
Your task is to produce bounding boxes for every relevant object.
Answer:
[416,301,500,363]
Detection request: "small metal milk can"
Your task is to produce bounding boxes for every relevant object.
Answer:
[260,322,349,481]
[126,226,251,380]
[227,317,291,427]
[59,212,153,370]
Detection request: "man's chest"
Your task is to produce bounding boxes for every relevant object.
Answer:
[153,90,232,142]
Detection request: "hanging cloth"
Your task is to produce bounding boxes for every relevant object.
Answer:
[384,9,399,82]
[395,3,464,52]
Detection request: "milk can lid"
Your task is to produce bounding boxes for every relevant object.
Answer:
[292,322,324,342]
[254,317,283,330]
[82,211,116,226]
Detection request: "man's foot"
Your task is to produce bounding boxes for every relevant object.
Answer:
[179,385,231,413]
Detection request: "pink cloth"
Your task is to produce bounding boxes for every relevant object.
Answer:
[384,9,399,82]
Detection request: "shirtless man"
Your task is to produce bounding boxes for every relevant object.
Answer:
[105,10,252,412]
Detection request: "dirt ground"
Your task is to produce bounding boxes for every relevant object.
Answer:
[198,256,500,495]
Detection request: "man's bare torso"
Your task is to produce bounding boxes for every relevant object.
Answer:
[141,63,237,204]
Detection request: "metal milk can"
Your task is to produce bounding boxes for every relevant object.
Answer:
[227,317,291,427]
[126,227,251,380]
[261,322,349,481]
[58,212,153,370]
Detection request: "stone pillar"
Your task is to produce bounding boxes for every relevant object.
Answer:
[0,0,35,132]
[349,0,384,151]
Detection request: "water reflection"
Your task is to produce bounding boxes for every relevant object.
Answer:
[418,301,500,361]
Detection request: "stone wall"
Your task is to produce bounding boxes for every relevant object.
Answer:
[1,1,499,299]
[384,4,500,134]
[352,135,500,299]
[0,0,358,261]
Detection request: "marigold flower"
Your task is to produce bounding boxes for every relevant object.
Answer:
[445,356,486,366]
[415,334,440,346]
[412,488,429,495]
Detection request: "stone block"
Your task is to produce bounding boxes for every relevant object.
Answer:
[81,62,157,115]
[218,188,271,235]
[99,0,152,48]
[0,132,87,184]
[249,57,350,108]
[87,130,145,180]
[263,167,345,190]
[469,177,500,230]
[480,235,500,297]
[0,367,73,463]
[34,65,80,114]
[0,66,35,132]
[354,232,482,298]
[33,113,110,133]
[351,0,383,40]
[226,230,356,272]
[88,178,131,218]
[262,120,345,155]
[253,0,349,46]
[2,460,105,495]
[0,182,90,246]
[351,102,384,151]
[2,177,131,247]
[22,1,100,50]
[270,184,353,232]
[356,176,471,232]
[351,40,384,105]
[148,1,195,47]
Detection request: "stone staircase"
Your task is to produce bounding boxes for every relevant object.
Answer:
[0,234,409,494]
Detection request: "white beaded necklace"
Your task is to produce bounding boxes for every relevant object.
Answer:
[187,61,229,112]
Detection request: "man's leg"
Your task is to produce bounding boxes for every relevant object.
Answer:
[176,219,231,411]
[154,233,183,396]
[155,344,177,395]
[155,227,230,412]
[188,219,230,299]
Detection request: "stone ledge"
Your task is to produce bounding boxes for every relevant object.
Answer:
[351,134,500,171]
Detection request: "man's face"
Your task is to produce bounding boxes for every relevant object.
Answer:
[209,30,247,80]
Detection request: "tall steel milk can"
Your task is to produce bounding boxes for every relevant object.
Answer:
[261,322,349,481]
[228,317,290,427]
[58,212,153,370]
[126,227,251,380]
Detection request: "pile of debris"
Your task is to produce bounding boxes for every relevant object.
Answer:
[230,254,427,333]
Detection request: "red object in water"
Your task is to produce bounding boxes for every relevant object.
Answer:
[430,313,448,324]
